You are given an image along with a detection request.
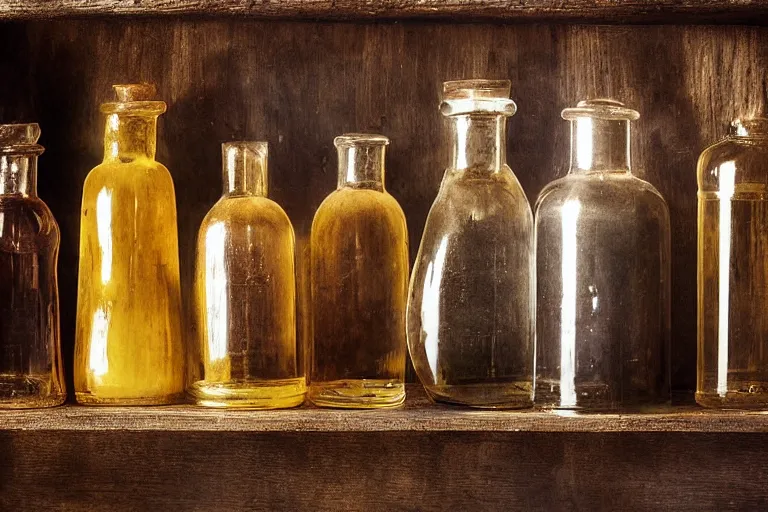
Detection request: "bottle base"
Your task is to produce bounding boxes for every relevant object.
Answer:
[189,378,306,409]
[535,382,669,412]
[696,389,768,410]
[0,374,66,409]
[309,379,405,409]
[425,382,533,409]
[75,391,185,406]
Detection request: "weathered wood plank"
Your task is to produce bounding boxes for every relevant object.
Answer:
[2,0,768,23]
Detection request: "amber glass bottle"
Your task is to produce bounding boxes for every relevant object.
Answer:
[698,117,768,409]
[189,142,305,408]
[535,99,671,411]
[309,134,408,408]
[74,84,184,405]
[0,124,65,408]
[407,79,534,409]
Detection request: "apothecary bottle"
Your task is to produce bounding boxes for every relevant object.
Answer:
[0,124,65,408]
[697,117,768,409]
[309,134,408,408]
[535,99,671,411]
[74,84,184,405]
[190,142,305,408]
[407,79,534,409]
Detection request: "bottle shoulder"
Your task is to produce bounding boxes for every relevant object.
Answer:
[0,196,60,252]
[85,159,174,191]
[313,187,406,227]
[698,136,768,192]
[200,196,294,234]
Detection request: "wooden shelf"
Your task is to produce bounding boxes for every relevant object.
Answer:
[2,385,767,433]
[1,0,768,23]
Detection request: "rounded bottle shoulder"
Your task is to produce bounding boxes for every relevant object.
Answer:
[0,196,60,252]
[698,136,768,192]
[85,159,174,190]
[201,195,294,233]
[313,187,406,226]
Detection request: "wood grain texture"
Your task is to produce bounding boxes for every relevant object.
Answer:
[1,21,766,398]
[2,430,768,510]
[0,385,767,433]
[3,0,768,23]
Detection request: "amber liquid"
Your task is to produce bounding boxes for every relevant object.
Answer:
[310,188,408,408]
[75,159,185,405]
[698,188,768,408]
[190,196,305,409]
[0,197,64,408]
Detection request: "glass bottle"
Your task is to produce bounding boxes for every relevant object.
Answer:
[697,117,768,409]
[74,83,184,405]
[407,79,534,409]
[535,99,671,411]
[309,134,408,408]
[0,123,65,408]
[189,142,305,408]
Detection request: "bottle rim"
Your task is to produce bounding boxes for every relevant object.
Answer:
[334,133,390,147]
[562,98,640,121]
[100,83,167,116]
[730,117,768,138]
[440,79,517,117]
[0,123,44,155]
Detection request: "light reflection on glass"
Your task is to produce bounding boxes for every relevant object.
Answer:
[717,161,736,397]
[205,222,229,363]
[559,199,581,408]
[422,236,450,381]
[455,116,469,170]
[575,118,594,170]
[89,307,110,378]
[96,188,113,284]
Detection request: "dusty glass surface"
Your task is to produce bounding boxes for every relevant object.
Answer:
[535,99,671,411]
[74,84,185,405]
[407,79,535,409]
[697,117,768,409]
[190,142,305,409]
[310,134,408,409]
[0,123,65,409]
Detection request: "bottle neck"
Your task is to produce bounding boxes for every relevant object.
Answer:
[103,114,158,162]
[337,144,386,191]
[0,154,38,197]
[569,117,631,173]
[450,115,507,174]
[222,142,267,197]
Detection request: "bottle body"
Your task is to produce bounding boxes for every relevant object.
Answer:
[535,173,671,410]
[697,120,768,408]
[75,84,184,405]
[309,135,408,408]
[75,160,184,404]
[190,144,305,408]
[408,167,535,408]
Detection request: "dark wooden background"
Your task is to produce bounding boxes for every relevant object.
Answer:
[1,20,766,397]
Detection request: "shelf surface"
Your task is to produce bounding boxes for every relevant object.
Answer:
[1,0,768,23]
[2,385,768,433]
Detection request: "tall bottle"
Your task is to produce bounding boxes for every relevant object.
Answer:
[190,142,305,408]
[310,134,408,408]
[74,83,184,405]
[535,99,671,411]
[0,124,65,408]
[407,79,534,409]
[697,116,768,409]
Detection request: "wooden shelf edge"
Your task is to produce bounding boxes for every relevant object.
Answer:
[1,0,768,23]
[2,385,767,433]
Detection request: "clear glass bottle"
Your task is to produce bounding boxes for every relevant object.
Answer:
[74,84,185,405]
[535,99,671,411]
[0,123,65,408]
[190,141,305,408]
[309,134,408,408]
[407,79,534,409]
[697,117,768,409]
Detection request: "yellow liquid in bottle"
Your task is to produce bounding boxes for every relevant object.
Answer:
[74,159,185,405]
[697,186,768,408]
[190,196,305,409]
[310,187,408,408]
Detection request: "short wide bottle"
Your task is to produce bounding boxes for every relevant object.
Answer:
[697,117,768,409]
[407,79,535,409]
[310,134,408,408]
[190,142,305,408]
[75,84,185,405]
[0,124,65,408]
[535,99,671,411]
